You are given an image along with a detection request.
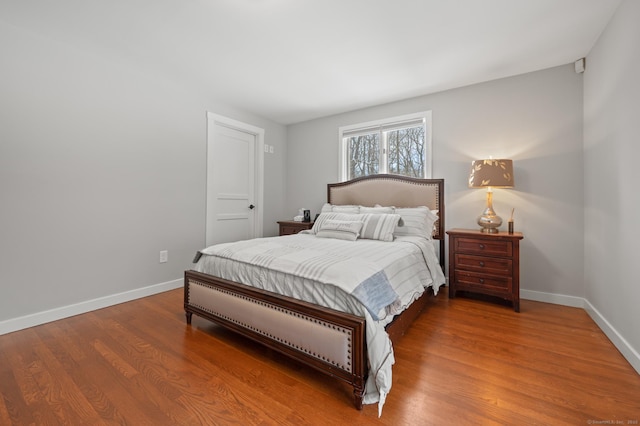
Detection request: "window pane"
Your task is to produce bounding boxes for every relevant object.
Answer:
[387,126,425,178]
[348,133,379,179]
[339,112,431,181]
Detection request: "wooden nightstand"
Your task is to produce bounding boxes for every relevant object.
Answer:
[447,228,524,312]
[277,220,314,236]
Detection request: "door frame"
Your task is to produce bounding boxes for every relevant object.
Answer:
[206,111,265,243]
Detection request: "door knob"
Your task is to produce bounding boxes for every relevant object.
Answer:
[249,204,255,210]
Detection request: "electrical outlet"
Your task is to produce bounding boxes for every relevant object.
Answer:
[159,250,168,263]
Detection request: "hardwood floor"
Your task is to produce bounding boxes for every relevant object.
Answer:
[1,289,638,425]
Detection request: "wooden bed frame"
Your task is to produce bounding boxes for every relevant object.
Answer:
[184,174,445,409]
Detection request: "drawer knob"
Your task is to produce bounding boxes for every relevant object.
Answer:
[478,244,485,250]
[479,278,485,284]
[479,261,485,267]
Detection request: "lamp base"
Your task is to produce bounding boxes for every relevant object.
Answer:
[477,188,503,233]
[477,213,503,234]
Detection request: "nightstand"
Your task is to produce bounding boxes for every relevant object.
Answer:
[447,228,524,312]
[277,221,314,236]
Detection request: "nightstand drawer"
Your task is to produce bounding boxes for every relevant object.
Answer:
[455,271,512,292]
[277,221,314,236]
[455,254,512,276]
[280,225,305,235]
[455,237,513,257]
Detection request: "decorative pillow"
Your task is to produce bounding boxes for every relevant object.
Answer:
[393,207,439,239]
[360,206,394,214]
[359,213,402,242]
[316,220,363,241]
[362,206,405,226]
[311,212,362,234]
[320,203,360,214]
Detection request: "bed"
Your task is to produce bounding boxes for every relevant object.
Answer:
[184,174,445,413]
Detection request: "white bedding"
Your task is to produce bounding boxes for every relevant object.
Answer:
[193,232,445,414]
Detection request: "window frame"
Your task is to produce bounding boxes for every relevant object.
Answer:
[338,111,433,182]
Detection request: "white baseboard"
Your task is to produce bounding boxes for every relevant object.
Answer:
[520,289,585,308]
[521,288,640,375]
[0,278,183,336]
[583,300,640,375]
[3,281,639,376]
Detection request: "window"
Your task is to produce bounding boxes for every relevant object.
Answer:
[339,112,432,181]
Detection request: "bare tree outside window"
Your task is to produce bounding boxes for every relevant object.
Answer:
[340,112,431,181]
[388,126,425,178]
[349,134,379,178]
[348,126,425,179]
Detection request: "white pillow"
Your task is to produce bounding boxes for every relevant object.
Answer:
[320,203,360,214]
[316,220,363,241]
[360,206,394,214]
[359,213,402,242]
[393,207,439,239]
[311,212,362,234]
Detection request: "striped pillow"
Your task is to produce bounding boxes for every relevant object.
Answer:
[393,207,439,239]
[360,206,394,214]
[320,203,360,214]
[311,212,361,234]
[316,220,363,241]
[359,213,402,242]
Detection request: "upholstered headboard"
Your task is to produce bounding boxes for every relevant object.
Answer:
[327,174,445,263]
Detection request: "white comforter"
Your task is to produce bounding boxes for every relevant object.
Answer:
[194,233,445,415]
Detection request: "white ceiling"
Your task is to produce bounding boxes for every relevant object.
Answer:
[1,0,622,125]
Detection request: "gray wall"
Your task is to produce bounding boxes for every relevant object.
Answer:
[584,0,640,367]
[287,65,585,299]
[0,21,286,323]
[3,0,635,373]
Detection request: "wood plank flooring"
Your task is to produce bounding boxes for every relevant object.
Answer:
[1,288,638,425]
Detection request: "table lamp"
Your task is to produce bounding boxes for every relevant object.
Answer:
[468,159,514,233]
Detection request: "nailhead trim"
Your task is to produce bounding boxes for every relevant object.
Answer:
[190,280,353,370]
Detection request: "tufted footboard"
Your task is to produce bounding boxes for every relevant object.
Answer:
[184,270,367,409]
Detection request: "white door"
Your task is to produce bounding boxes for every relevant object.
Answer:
[206,112,264,247]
